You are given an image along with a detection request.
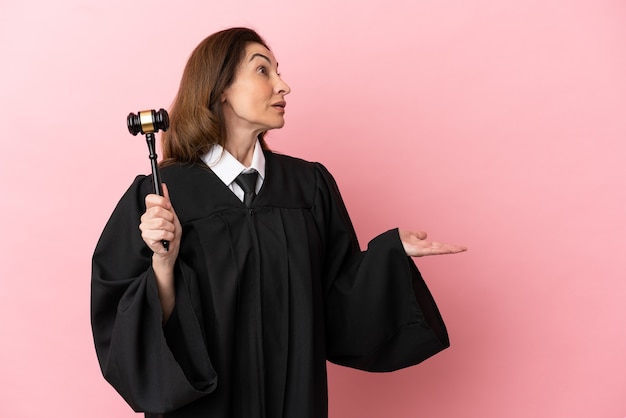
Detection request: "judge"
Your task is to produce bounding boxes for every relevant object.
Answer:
[91,27,466,418]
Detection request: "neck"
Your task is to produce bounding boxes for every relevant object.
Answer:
[224,130,259,167]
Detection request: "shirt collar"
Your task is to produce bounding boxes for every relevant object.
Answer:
[201,139,266,187]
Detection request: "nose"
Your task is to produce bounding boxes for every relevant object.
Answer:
[275,76,291,95]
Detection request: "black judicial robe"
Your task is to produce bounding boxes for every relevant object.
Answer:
[91,151,450,418]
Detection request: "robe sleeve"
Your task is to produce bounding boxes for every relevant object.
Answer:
[313,163,450,372]
[91,176,217,413]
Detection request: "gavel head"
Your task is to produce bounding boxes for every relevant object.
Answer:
[127,108,170,136]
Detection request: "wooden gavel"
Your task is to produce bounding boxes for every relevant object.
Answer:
[127,108,170,251]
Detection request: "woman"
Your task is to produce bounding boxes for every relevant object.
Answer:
[91,27,466,418]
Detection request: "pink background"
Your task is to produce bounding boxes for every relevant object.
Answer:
[1,0,625,417]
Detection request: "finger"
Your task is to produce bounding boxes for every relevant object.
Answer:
[426,242,467,255]
[162,183,180,219]
[406,240,468,257]
[142,206,175,226]
[141,224,177,251]
[145,193,171,211]
[142,226,177,242]
[140,215,175,233]
[399,229,427,246]
[413,230,428,240]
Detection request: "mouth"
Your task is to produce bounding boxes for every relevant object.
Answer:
[272,101,287,110]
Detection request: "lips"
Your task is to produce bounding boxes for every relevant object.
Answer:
[272,101,286,109]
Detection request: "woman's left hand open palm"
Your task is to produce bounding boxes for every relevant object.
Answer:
[399,229,467,257]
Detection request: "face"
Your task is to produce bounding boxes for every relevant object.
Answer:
[221,43,291,138]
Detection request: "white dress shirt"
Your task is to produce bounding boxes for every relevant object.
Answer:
[201,140,265,203]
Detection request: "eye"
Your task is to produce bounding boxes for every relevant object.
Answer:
[257,66,268,75]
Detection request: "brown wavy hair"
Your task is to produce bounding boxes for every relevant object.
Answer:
[161,27,270,166]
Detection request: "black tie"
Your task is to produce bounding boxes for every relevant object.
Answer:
[235,171,258,207]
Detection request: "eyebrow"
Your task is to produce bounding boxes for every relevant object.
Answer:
[249,53,278,68]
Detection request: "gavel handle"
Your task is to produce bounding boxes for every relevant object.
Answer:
[146,133,169,251]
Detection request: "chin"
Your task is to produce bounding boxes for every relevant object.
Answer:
[256,116,285,132]
[268,120,286,130]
